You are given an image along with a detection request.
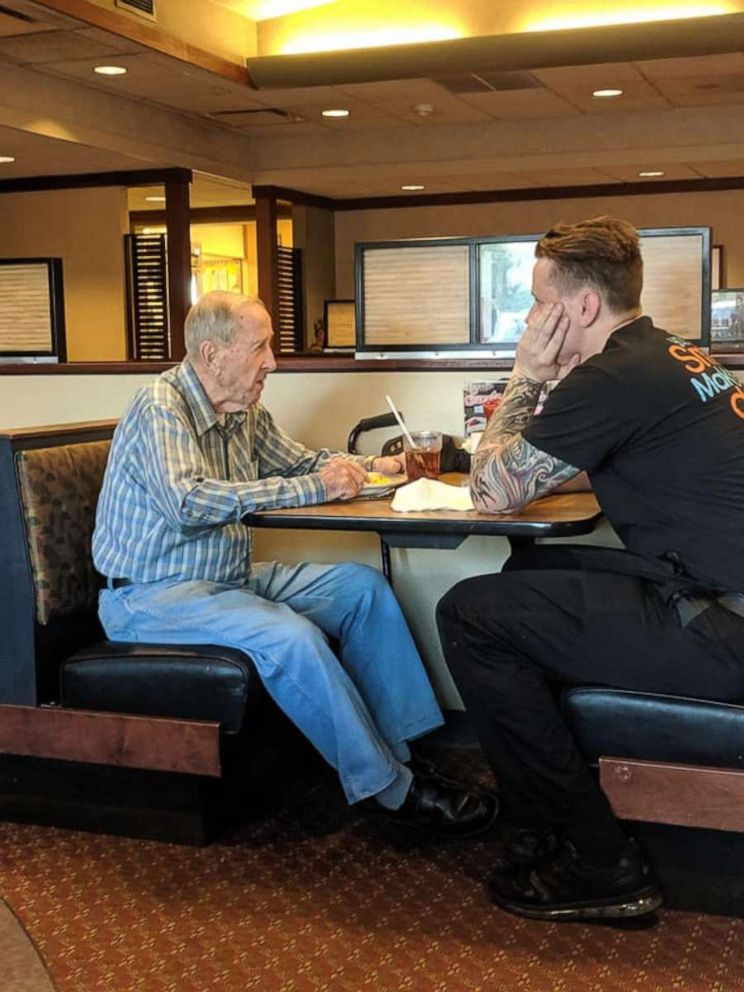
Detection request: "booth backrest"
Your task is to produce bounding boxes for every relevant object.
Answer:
[17,440,111,625]
[0,421,117,705]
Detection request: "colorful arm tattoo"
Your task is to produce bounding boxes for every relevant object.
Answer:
[470,372,580,512]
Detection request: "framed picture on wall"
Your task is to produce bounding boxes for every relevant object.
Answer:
[711,289,744,347]
[0,258,66,362]
[324,299,356,350]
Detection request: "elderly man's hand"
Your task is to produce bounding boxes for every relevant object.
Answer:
[371,455,405,476]
[319,457,367,500]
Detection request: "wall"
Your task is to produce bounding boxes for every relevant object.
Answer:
[0,188,129,361]
[335,189,744,300]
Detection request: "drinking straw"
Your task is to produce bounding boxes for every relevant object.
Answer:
[384,395,425,473]
[384,395,416,448]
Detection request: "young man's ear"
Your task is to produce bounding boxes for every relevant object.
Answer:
[578,289,601,326]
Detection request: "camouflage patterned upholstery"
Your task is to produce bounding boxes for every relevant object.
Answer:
[16,440,111,625]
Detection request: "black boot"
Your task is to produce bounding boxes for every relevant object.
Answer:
[492,823,560,872]
[488,839,661,921]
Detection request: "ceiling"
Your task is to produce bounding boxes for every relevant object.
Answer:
[2,1,744,203]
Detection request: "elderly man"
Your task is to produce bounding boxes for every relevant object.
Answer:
[437,216,744,921]
[93,291,495,838]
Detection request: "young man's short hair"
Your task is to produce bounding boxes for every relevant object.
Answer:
[536,216,642,313]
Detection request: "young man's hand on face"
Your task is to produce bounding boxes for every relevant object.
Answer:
[516,302,574,383]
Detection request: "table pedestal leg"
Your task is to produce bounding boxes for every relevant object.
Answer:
[380,536,393,584]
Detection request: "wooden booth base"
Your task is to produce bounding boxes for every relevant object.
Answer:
[0,754,230,845]
[632,820,744,917]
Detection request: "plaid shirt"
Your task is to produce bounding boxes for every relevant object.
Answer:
[93,360,363,584]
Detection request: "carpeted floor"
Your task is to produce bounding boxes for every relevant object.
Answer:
[0,899,57,992]
[1,753,744,992]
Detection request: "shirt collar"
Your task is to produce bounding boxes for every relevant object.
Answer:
[176,360,246,438]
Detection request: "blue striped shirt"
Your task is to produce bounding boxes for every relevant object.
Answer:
[93,360,363,584]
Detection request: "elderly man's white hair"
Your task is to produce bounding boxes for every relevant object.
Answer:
[184,291,266,357]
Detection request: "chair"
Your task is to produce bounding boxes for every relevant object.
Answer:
[0,421,293,843]
[564,686,744,915]
[347,412,471,472]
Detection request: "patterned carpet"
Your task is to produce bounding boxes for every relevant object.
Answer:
[0,899,56,992]
[1,753,744,992]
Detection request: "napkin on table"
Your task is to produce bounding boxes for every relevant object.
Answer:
[391,478,474,513]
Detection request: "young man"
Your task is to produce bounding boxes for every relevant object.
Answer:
[94,290,496,839]
[437,216,744,921]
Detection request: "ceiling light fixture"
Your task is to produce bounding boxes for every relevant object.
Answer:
[638,170,665,177]
[0,155,16,163]
[145,195,166,202]
[401,184,426,191]
[412,103,435,117]
[321,108,350,118]
[94,65,128,76]
[592,88,623,98]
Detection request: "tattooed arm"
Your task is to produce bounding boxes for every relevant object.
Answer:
[470,299,583,513]
[470,372,581,513]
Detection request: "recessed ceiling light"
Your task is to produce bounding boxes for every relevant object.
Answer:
[145,195,166,202]
[401,184,426,191]
[321,108,350,118]
[0,155,15,164]
[638,170,665,178]
[592,88,623,98]
[94,65,127,76]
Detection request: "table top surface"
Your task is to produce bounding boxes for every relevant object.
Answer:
[248,475,602,539]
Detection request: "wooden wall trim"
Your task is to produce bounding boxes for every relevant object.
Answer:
[600,756,744,832]
[164,176,191,360]
[253,185,336,211]
[34,0,251,86]
[0,168,192,195]
[129,204,292,226]
[264,176,744,213]
[0,705,222,777]
[1,352,743,374]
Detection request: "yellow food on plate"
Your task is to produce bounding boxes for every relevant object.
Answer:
[365,472,397,486]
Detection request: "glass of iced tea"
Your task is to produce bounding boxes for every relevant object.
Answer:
[403,431,442,481]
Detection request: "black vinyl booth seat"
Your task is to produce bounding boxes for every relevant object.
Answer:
[61,642,265,734]
[565,687,744,770]
[564,686,744,916]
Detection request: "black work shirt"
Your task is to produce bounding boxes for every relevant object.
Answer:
[523,316,744,591]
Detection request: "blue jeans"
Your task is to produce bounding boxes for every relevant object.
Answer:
[98,561,443,803]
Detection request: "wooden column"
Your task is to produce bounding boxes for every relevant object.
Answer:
[255,191,279,339]
[165,176,191,360]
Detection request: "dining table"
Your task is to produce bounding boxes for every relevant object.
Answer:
[247,473,603,583]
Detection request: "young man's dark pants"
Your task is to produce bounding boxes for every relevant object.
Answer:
[437,546,744,860]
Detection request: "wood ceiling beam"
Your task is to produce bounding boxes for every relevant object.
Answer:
[0,168,192,193]
[247,12,744,89]
[33,0,252,86]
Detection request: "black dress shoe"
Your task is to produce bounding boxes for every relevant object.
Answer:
[492,824,560,872]
[488,840,661,922]
[382,775,498,840]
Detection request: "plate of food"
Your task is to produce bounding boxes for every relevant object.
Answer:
[359,472,408,497]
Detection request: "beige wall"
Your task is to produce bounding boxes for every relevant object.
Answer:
[335,189,744,299]
[1,187,129,361]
